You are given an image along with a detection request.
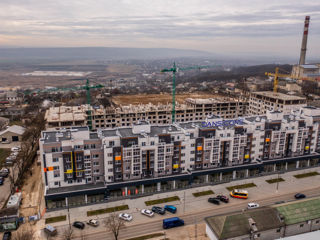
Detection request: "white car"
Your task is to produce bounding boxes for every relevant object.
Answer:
[141,209,154,217]
[119,213,133,221]
[11,147,20,152]
[247,203,260,209]
[87,219,99,227]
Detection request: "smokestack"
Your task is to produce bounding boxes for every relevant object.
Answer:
[299,16,310,65]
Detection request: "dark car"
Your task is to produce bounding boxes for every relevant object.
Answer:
[73,221,85,229]
[0,177,4,185]
[164,205,177,214]
[208,198,220,205]
[295,193,306,199]
[2,232,11,240]
[152,206,166,215]
[217,195,229,203]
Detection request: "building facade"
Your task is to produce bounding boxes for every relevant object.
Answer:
[45,97,247,129]
[247,91,307,116]
[40,107,320,209]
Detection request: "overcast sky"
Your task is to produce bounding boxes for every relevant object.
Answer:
[0,0,319,60]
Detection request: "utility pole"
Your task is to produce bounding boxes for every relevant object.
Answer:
[276,172,280,192]
[183,191,186,214]
[194,217,198,240]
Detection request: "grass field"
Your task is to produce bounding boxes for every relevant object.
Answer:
[226,183,257,191]
[193,190,214,197]
[145,196,180,206]
[0,148,11,168]
[294,172,319,179]
[266,178,285,184]
[45,215,66,224]
[87,205,129,216]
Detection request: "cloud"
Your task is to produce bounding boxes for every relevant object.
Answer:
[0,0,319,58]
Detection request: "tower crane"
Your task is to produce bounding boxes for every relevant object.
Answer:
[24,79,104,130]
[161,62,213,123]
[265,67,292,92]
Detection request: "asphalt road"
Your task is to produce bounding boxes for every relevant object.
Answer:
[65,185,320,240]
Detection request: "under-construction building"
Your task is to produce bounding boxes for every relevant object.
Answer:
[45,97,247,130]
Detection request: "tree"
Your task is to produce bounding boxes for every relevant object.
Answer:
[62,227,74,240]
[13,224,35,240]
[104,212,125,240]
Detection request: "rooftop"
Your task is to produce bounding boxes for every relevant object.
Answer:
[253,91,306,101]
[275,197,320,225]
[205,208,283,239]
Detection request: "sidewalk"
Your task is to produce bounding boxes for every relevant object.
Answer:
[35,167,320,239]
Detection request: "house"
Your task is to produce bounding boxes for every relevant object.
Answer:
[0,125,25,144]
[0,117,9,130]
[0,207,19,232]
[205,197,320,240]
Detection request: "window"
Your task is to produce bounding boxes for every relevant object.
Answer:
[91,144,96,149]
[316,220,320,224]
[151,141,155,145]
[54,181,60,186]
[51,147,59,153]
[108,168,113,172]
[109,141,115,147]
[84,155,90,160]
[107,153,112,157]
[74,145,81,150]
[93,162,99,166]
[108,161,113,165]
[93,154,99,159]
[54,172,60,178]
[94,169,100,173]
[68,180,73,184]
[52,157,59,163]
[142,142,146,146]
[300,224,304,228]
[53,166,59,170]
[276,228,281,233]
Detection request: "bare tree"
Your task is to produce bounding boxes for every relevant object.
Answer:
[13,224,35,240]
[62,227,74,240]
[104,212,125,240]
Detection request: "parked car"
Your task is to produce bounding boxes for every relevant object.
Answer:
[0,177,4,185]
[247,203,260,209]
[295,193,306,199]
[0,168,9,174]
[73,221,85,229]
[44,225,57,236]
[2,232,12,240]
[11,147,20,152]
[119,213,133,221]
[152,206,166,215]
[87,219,99,227]
[0,172,8,178]
[141,209,154,217]
[163,217,184,229]
[217,195,229,203]
[208,198,220,205]
[164,205,177,214]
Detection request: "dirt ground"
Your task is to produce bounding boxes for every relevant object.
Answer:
[112,93,222,105]
[19,158,44,218]
[150,223,209,240]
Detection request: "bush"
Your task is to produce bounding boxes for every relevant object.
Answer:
[87,205,129,216]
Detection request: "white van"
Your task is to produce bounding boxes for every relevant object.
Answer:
[247,203,260,209]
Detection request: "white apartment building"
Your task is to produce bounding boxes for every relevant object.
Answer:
[247,91,307,115]
[40,106,320,209]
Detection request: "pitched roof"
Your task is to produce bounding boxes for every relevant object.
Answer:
[205,208,284,239]
[0,125,25,136]
[275,198,320,225]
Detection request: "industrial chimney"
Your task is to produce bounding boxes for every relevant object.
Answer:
[299,16,310,65]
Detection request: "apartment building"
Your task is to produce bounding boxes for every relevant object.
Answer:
[45,97,247,129]
[247,91,307,116]
[40,106,320,209]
